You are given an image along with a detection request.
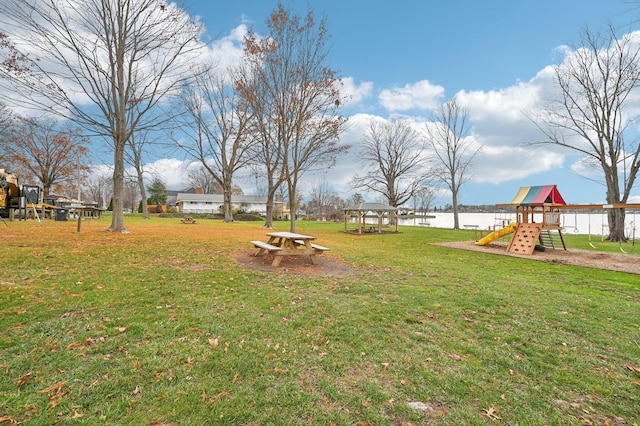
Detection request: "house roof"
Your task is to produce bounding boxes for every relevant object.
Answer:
[343,202,398,212]
[176,193,275,203]
[509,185,566,206]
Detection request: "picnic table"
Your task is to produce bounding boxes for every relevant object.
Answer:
[180,216,197,224]
[251,231,330,266]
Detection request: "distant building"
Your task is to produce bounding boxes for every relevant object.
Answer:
[175,193,282,216]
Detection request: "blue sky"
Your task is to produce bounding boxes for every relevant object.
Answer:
[5,0,637,207]
[162,0,638,207]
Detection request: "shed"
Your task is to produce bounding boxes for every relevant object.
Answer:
[343,202,398,234]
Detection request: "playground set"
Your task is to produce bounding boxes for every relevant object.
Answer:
[476,185,567,254]
[475,184,640,255]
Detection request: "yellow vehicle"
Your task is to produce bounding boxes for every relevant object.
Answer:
[0,168,57,219]
[0,168,20,217]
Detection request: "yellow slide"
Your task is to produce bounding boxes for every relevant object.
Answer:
[475,222,517,246]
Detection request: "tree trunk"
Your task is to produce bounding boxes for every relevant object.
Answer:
[108,141,127,232]
[136,170,149,220]
[604,179,626,241]
[263,188,276,229]
[223,187,234,222]
[607,208,627,242]
[452,189,460,230]
[288,181,297,233]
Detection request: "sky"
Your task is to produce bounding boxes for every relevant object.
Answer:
[4,0,640,207]
[157,0,637,207]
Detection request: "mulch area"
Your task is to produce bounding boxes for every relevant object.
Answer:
[436,240,640,275]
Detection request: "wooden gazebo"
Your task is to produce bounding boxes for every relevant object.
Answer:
[343,202,398,234]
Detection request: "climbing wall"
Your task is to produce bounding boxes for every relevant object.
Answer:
[507,223,541,255]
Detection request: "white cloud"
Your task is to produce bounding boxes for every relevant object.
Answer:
[456,81,541,123]
[471,145,565,184]
[204,24,248,72]
[340,77,373,106]
[141,158,196,190]
[379,80,444,112]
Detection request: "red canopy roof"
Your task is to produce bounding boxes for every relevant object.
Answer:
[510,185,566,206]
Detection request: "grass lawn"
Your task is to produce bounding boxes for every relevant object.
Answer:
[1,216,639,425]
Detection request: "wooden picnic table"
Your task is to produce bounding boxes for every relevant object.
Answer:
[251,231,330,266]
[180,216,197,224]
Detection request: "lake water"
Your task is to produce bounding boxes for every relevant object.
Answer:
[392,212,639,237]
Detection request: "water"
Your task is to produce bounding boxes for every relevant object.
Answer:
[395,212,639,237]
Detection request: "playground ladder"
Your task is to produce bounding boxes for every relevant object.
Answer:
[538,229,567,250]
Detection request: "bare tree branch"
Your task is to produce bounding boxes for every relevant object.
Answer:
[351,119,431,210]
[532,25,640,241]
[425,98,479,229]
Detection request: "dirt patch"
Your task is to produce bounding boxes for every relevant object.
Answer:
[231,251,361,277]
[437,240,640,275]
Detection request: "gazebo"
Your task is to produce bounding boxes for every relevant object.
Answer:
[343,202,398,234]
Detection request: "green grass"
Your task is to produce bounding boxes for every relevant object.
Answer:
[1,216,639,425]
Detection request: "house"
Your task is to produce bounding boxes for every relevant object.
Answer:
[175,193,282,216]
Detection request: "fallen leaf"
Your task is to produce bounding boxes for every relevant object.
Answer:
[208,338,219,350]
[232,372,240,384]
[448,353,462,361]
[207,391,229,405]
[117,326,127,333]
[132,385,140,395]
[625,364,640,373]
[38,380,68,394]
[17,372,33,387]
[481,405,501,420]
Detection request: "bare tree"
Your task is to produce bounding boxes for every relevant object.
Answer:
[188,165,223,194]
[180,66,255,222]
[534,26,640,241]
[415,186,437,214]
[351,119,430,211]
[425,99,479,230]
[4,118,89,196]
[123,178,139,214]
[239,3,348,232]
[307,178,336,221]
[0,0,204,232]
[125,131,151,219]
[85,172,112,209]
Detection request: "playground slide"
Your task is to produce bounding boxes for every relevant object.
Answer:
[475,222,517,246]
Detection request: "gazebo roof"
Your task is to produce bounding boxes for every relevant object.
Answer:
[343,202,397,212]
[509,185,566,206]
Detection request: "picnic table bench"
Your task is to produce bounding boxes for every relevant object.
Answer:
[180,216,197,224]
[251,240,282,255]
[293,240,330,252]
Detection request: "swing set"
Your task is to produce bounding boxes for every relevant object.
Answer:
[559,204,639,253]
